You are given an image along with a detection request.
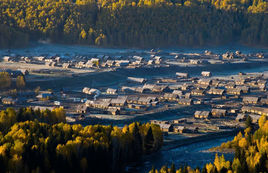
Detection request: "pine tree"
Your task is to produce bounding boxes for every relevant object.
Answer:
[132,122,143,159]
[144,127,154,153]
[245,116,253,129]
[170,163,176,173]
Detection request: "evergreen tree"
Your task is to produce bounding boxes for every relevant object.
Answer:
[144,127,155,153]
[132,122,143,159]
[245,115,253,129]
[170,163,176,173]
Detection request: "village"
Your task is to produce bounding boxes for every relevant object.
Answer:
[0,49,266,79]
[0,49,267,140]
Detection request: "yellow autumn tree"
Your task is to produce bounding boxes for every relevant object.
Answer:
[258,114,266,128]
[80,29,87,39]
[16,75,26,89]
[206,163,214,173]
[238,138,248,148]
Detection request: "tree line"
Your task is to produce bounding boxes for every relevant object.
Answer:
[0,107,163,173]
[149,114,268,173]
[0,107,66,132]
[0,72,26,90]
[0,0,267,48]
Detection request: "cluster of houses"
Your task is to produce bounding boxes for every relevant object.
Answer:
[1,50,267,132]
[1,54,164,73]
[73,69,267,127]
[1,50,266,76]
[150,119,199,134]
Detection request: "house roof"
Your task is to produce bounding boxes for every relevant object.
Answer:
[208,88,225,94]
[243,96,259,102]
[174,126,185,130]
[236,113,246,120]
[195,111,210,116]
[159,124,172,129]
[172,90,183,96]
[211,109,227,114]
[111,96,127,104]
[77,105,88,111]
[164,93,178,98]
[127,77,146,83]
[106,88,117,93]
[179,98,192,103]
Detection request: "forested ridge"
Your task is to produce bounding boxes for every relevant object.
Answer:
[0,107,163,173]
[149,115,268,173]
[0,0,267,48]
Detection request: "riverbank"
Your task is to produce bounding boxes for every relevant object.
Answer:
[130,132,237,173]
[162,128,242,151]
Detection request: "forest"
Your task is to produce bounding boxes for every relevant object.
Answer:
[0,0,267,48]
[149,115,268,173]
[0,107,163,173]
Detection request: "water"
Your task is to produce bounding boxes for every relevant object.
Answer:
[136,136,234,173]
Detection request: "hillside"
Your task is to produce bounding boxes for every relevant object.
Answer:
[0,0,267,48]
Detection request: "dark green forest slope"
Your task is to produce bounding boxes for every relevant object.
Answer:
[0,0,267,48]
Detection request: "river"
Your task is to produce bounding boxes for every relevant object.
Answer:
[132,135,235,173]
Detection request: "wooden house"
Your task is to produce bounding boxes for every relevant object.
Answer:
[107,107,120,115]
[176,72,189,78]
[190,59,201,64]
[236,86,250,93]
[137,97,152,105]
[173,118,187,124]
[207,88,225,95]
[201,71,212,77]
[211,80,220,87]
[260,98,268,105]
[127,77,146,83]
[236,113,246,122]
[249,114,261,123]
[2,97,16,105]
[128,104,146,110]
[226,88,242,95]
[159,124,173,132]
[225,83,236,89]
[172,90,183,97]
[198,79,212,85]
[185,93,191,99]
[191,89,205,96]
[106,60,115,67]
[152,85,171,93]
[186,126,199,133]
[162,93,179,101]
[174,126,186,133]
[106,88,117,95]
[127,96,139,104]
[211,109,227,117]
[181,84,190,91]
[2,56,11,62]
[178,98,192,105]
[110,96,127,107]
[243,96,259,104]
[62,63,71,69]
[194,111,211,119]
[241,106,268,116]
[77,105,89,114]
